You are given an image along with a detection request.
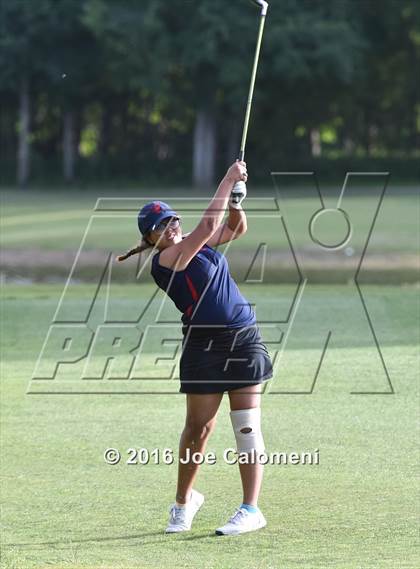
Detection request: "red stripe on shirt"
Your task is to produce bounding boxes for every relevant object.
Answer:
[185,305,193,317]
[185,273,199,302]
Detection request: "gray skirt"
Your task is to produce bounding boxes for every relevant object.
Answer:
[179,324,273,394]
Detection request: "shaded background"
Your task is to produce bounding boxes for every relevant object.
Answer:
[1,0,419,189]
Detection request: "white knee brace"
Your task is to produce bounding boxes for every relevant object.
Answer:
[230,407,265,454]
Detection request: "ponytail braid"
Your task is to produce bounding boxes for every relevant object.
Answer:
[116,237,153,262]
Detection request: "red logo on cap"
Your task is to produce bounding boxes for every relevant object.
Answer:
[151,202,161,213]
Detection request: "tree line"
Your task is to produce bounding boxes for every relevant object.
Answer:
[1,0,419,188]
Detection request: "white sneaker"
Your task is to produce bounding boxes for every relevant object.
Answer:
[215,507,267,536]
[165,489,204,533]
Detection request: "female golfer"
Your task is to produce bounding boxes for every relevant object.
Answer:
[118,160,272,536]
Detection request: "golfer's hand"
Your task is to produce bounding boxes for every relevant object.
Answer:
[229,181,247,209]
[225,161,248,184]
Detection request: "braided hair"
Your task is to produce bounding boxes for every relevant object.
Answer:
[116,236,153,262]
[116,227,188,262]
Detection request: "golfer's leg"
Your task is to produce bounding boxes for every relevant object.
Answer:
[176,392,224,504]
[228,384,263,506]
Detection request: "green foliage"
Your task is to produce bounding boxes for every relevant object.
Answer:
[0,0,419,185]
[0,0,98,95]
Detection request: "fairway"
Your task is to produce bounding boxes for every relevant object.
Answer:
[2,187,419,288]
[1,282,419,569]
[2,0,419,565]
[1,187,419,253]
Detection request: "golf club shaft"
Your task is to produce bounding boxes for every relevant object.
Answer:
[238,8,268,161]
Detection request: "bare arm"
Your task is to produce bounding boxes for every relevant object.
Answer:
[206,204,248,247]
[159,161,247,270]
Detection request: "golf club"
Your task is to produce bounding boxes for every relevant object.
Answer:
[231,0,268,204]
[238,0,269,162]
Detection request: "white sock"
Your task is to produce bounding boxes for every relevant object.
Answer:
[175,490,192,508]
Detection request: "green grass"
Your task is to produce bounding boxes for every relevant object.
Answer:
[1,184,419,566]
[1,283,419,568]
[1,187,419,253]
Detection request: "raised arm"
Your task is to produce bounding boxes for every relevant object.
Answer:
[159,161,248,271]
[205,202,248,247]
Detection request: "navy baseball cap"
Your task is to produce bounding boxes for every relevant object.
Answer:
[137,201,179,236]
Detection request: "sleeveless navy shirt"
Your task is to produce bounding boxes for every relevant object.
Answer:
[151,243,256,329]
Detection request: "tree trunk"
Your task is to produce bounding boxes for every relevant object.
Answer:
[343,137,355,156]
[310,128,321,157]
[17,77,30,188]
[193,106,216,189]
[63,109,76,182]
